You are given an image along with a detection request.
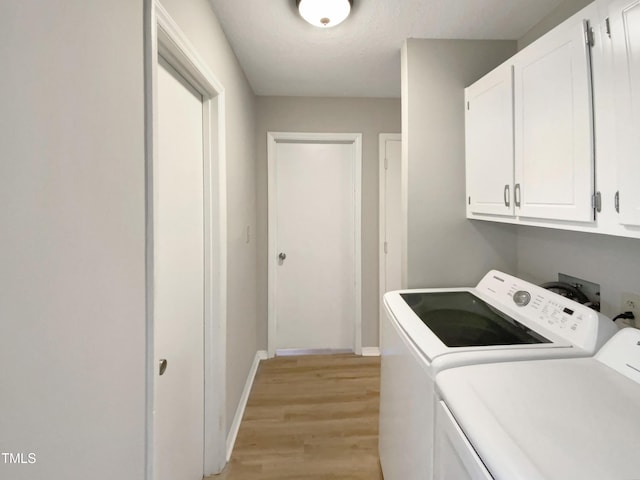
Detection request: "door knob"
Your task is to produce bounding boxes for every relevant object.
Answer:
[159,359,168,376]
[278,252,287,262]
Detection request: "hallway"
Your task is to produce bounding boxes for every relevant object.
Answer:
[211,354,383,480]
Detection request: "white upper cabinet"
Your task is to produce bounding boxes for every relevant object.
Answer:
[513,4,597,222]
[465,64,514,217]
[462,1,640,238]
[609,0,640,226]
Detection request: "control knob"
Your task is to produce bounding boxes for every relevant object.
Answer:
[513,290,531,307]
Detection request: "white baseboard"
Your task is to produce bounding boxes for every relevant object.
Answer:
[226,350,268,461]
[361,347,381,357]
[276,348,354,356]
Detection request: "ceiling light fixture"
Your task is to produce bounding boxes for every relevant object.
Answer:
[296,0,353,28]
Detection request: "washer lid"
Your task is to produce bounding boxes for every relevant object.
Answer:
[400,290,551,347]
[437,348,640,480]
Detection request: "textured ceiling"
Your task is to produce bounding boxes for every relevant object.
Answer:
[208,0,568,98]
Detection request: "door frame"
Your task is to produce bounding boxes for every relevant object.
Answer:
[378,133,402,343]
[145,2,228,477]
[267,132,362,358]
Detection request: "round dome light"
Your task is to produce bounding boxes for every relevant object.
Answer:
[297,0,353,28]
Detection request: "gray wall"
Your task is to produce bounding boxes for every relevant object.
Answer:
[516,228,640,318]
[0,0,146,478]
[160,0,259,438]
[0,1,259,478]
[518,0,594,49]
[402,39,519,288]
[255,96,401,349]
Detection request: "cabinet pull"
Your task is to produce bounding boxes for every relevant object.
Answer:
[514,183,521,208]
[615,191,620,213]
[504,185,510,207]
[593,192,602,213]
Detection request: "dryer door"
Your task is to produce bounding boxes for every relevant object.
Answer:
[434,401,493,480]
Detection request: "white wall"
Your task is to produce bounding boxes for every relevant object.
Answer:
[159,0,259,438]
[0,1,146,478]
[402,39,519,288]
[255,96,401,348]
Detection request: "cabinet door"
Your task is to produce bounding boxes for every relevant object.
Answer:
[513,6,596,222]
[465,64,514,217]
[610,0,640,226]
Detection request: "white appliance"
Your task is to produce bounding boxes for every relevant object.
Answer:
[378,270,618,480]
[434,327,640,480]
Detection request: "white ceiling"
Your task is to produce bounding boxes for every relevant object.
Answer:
[208,0,568,98]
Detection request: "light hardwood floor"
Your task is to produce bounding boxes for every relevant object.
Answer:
[210,354,383,480]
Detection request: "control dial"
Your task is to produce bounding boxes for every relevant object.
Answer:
[513,290,531,307]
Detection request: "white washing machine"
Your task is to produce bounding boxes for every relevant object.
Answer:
[378,270,618,480]
[434,327,640,480]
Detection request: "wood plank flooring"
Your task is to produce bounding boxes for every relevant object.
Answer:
[209,354,383,480]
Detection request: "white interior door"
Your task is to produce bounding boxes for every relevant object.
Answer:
[154,57,204,480]
[271,139,358,352]
[380,134,402,310]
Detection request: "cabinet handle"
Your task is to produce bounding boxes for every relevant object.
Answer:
[504,185,510,207]
[615,191,620,213]
[514,183,521,208]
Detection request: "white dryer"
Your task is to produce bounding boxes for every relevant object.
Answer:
[434,327,640,480]
[378,270,618,480]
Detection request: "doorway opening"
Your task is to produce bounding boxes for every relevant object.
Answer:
[145,2,227,477]
[378,133,403,339]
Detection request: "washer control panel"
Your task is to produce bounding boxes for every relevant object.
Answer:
[526,293,586,333]
[476,270,611,352]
